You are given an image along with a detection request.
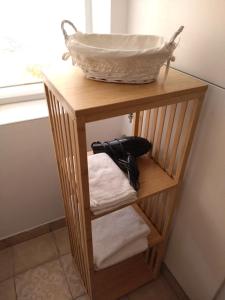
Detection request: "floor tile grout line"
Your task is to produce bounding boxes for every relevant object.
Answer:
[58,254,87,300]
[12,246,16,278]
[51,226,85,298]
[51,227,87,299]
[58,255,74,300]
[13,276,18,300]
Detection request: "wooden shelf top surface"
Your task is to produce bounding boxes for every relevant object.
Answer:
[42,65,207,122]
[137,155,177,200]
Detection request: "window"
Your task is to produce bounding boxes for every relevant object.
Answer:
[0,0,87,90]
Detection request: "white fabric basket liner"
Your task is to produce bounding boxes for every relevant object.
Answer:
[61,20,184,84]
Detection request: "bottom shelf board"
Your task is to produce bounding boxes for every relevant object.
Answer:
[92,204,163,299]
[93,253,155,300]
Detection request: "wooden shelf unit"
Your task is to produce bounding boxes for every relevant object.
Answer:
[43,65,207,300]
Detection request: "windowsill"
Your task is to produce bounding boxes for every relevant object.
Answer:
[0,99,49,125]
[0,83,45,105]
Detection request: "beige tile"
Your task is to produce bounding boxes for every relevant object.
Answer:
[53,227,71,255]
[128,276,178,300]
[0,278,16,300]
[13,233,58,274]
[60,254,86,299]
[0,248,13,282]
[15,259,72,300]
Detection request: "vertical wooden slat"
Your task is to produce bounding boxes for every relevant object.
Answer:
[145,197,152,219]
[167,101,188,176]
[143,110,151,139]
[153,243,165,277]
[149,247,157,270]
[148,108,159,144]
[133,111,140,135]
[138,111,144,136]
[175,97,204,180]
[161,104,177,169]
[155,193,165,232]
[153,106,167,161]
[162,188,177,238]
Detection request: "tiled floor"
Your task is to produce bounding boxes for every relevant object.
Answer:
[0,227,179,300]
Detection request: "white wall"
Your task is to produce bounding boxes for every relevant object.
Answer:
[127,1,225,299]
[0,113,124,239]
[92,0,111,33]
[0,118,64,239]
[128,0,225,88]
[111,0,128,33]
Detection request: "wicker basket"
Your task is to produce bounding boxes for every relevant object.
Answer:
[61,20,184,84]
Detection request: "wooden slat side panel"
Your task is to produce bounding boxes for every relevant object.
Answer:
[174,97,204,180]
[166,101,188,176]
[138,188,178,277]
[72,117,94,297]
[137,189,176,238]
[133,96,203,183]
[64,111,88,284]
[45,87,92,297]
[160,104,177,168]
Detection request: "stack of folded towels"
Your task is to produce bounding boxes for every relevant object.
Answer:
[88,153,137,215]
[92,206,151,270]
[87,152,150,270]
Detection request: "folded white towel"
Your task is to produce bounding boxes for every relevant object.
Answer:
[88,153,137,215]
[92,206,150,270]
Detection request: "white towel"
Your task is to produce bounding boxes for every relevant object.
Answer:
[92,206,150,270]
[88,153,137,215]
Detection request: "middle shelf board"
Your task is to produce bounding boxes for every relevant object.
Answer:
[137,155,177,200]
[63,152,178,219]
[90,154,177,219]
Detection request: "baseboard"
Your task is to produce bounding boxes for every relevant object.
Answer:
[161,263,190,300]
[0,217,66,251]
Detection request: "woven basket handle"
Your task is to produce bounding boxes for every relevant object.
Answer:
[169,25,184,45]
[61,20,77,40]
[164,26,184,83]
